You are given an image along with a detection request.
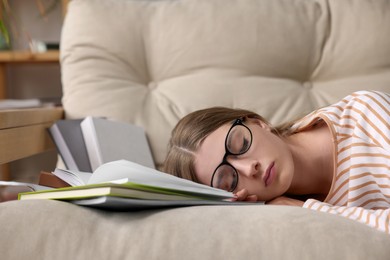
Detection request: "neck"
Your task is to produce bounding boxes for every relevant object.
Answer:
[284,123,334,200]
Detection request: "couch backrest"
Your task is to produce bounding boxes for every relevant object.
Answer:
[60,0,390,167]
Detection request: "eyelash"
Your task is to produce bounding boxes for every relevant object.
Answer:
[240,138,249,153]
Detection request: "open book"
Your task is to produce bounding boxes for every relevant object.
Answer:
[18,160,253,210]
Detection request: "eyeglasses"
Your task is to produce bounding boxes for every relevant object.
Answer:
[210,118,253,192]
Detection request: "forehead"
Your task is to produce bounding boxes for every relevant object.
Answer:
[194,123,231,185]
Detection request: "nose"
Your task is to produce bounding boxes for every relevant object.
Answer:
[230,158,260,178]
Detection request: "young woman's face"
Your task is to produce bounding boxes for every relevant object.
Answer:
[194,118,295,201]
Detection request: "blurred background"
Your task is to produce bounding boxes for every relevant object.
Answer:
[0,0,64,182]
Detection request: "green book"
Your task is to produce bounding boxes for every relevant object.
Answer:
[18,160,235,204]
[18,182,212,201]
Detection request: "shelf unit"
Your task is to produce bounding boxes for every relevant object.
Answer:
[0,50,60,99]
[0,0,69,98]
[0,50,60,180]
[0,1,68,181]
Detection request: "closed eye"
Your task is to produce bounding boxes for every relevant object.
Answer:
[239,137,250,154]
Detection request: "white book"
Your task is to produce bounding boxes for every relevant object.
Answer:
[52,168,92,186]
[19,160,238,204]
[81,117,155,171]
[88,160,231,197]
[0,181,53,191]
[51,160,232,198]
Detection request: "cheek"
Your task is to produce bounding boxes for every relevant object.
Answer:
[249,134,294,200]
[193,156,213,186]
[262,133,291,162]
[251,132,280,160]
[195,169,213,187]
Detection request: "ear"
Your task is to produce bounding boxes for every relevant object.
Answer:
[245,117,272,132]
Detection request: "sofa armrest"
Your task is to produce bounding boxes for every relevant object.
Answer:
[0,107,64,164]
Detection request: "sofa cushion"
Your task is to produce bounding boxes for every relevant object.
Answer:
[1,200,390,260]
[60,0,390,167]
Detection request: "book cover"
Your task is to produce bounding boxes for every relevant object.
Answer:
[38,171,71,188]
[71,196,257,211]
[18,183,207,201]
[81,117,155,171]
[48,119,92,172]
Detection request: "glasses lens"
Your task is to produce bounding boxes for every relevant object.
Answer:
[226,125,252,155]
[212,164,238,192]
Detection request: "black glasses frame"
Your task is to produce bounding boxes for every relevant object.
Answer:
[210,118,253,192]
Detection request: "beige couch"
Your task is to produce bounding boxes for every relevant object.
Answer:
[1,0,390,259]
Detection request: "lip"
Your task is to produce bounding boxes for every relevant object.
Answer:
[263,162,276,187]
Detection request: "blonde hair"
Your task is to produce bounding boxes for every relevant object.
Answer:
[163,107,293,182]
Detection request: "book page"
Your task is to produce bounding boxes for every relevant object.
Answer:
[53,168,93,186]
[87,160,233,198]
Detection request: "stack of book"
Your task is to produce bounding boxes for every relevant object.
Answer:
[19,160,242,210]
[17,117,258,210]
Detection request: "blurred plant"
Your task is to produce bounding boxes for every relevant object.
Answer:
[0,0,61,50]
[0,0,11,49]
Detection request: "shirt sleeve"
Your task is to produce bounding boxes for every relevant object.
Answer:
[303,199,390,234]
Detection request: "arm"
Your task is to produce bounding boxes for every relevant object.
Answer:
[266,196,304,206]
[304,199,390,234]
[268,196,390,234]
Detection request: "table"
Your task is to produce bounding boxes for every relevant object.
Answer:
[0,107,64,180]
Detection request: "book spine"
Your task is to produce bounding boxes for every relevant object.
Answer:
[48,124,79,171]
[81,117,103,171]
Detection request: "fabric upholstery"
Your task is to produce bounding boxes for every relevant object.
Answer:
[61,0,390,167]
[1,200,390,260]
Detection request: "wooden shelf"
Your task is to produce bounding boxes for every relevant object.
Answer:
[0,107,64,165]
[0,50,59,63]
[0,106,64,180]
[0,50,60,99]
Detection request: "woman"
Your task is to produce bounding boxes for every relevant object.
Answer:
[163,90,390,234]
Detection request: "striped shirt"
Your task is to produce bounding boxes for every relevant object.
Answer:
[293,90,390,234]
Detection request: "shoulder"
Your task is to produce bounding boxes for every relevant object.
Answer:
[328,90,389,117]
[336,90,390,146]
[315,90,390,138]
[342,90,390,106]
[288,90,389,133]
